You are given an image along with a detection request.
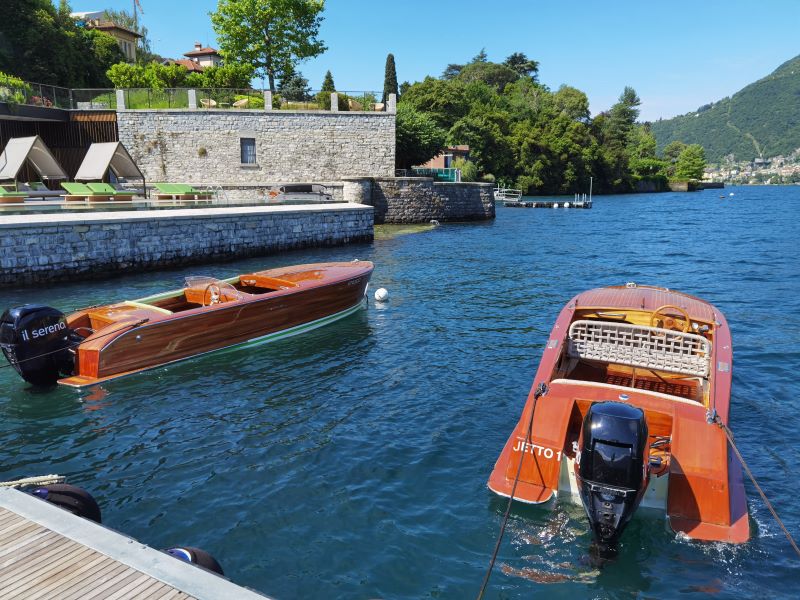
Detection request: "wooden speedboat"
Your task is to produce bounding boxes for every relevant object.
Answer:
[488,284,749,546]
[0,261,373,389]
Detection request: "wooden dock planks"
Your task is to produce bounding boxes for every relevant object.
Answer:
[0,488,270,599]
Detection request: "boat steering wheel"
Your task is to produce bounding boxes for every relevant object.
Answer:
[203,283,222,306]
[650,304,691,332]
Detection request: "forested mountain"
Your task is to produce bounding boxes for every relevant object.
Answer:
[651,55,800,163]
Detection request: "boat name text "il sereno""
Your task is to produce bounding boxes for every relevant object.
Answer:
[513,437,562,461]
[21,320,67,342]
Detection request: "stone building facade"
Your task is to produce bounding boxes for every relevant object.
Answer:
[116,109,396,185]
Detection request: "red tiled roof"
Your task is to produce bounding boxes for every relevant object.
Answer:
[170,59,204,72]
[184,46,221,57]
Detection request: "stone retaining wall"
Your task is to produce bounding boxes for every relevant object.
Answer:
[117,110,395,184]
[0,205,373,286]
[342,177,495,223]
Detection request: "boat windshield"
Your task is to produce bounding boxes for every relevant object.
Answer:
[184,276,243,305]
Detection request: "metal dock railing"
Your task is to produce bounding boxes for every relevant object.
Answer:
[0,487,270,600]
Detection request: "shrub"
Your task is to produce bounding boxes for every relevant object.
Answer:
[0,70,32,105]
[453,157,478,182]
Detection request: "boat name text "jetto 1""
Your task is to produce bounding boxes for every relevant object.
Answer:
[513,437,562,461]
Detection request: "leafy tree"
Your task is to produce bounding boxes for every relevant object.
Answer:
[395,103,447,169]
[503,52,539,81]
[441,64,463,80]
[199,63,253,88]
[448,109,514,176]
[0,0,123,87]
[382,53,398,104]
[210,0,326,93]
[674,144,706,179]
[399,80,410,96]
[279,69,311,101]
[457,61,518,92]
[321,70,335,92]
[553,85,590,121]
[106,63,147,88]
[662,140,686,163]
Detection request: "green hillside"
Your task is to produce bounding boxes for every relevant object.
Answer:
[651,55,800,163]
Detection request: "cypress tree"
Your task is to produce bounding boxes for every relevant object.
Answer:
[382,53,398,104]
[321,70,335,92]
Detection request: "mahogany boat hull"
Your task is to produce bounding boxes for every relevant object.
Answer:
[55,261,373,388]
[487,284,750,544]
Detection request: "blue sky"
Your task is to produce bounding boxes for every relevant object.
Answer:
[70,0,800,121]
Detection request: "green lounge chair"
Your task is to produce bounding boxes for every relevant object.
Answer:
[0,185,28,204]
[153,183,214,200]
[61,182,113,202]
[86,182,135,200]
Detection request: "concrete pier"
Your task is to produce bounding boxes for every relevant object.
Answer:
[0,203,373,286]
[0,486,269,599]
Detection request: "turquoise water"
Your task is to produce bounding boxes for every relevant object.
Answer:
[1,185,798,598]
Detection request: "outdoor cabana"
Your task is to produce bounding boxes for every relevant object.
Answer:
[74,142,145,196]
[0,136,68,192]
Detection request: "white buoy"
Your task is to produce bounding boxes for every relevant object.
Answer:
[374,288,389,302]
[729,192,734,196]
[553,203,559,208]
[564,202,570,208]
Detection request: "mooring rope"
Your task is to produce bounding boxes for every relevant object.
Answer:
[0,474,66,488]
[0,318,149,372]
[710,413,800,560]
[477,383,548,600]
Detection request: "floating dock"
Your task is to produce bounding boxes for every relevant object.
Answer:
[504,198,592,209]
[0,486,269,599]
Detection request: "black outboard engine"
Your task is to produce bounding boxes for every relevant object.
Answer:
[575,401,649,547]
[0,305,76,386]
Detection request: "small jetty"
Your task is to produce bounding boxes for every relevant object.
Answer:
[0,486,269,599]
[504,192,593,209]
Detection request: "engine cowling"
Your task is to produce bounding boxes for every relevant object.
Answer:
[0,305,76,386]
[575,401,649,546]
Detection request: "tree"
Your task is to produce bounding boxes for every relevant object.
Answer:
[457,61,519,92]
[472,48,488,63]
[503,52,539,81]
[674,144,706,180]
[553,85,590,121]
[382,53,398,104]
[279,69,311,101]
[395,103,447,169]
[210,0,326,93]
[321,70,335,92]
[441,64,463,80]
[0,0,124,87]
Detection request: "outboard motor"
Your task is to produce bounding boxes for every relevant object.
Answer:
[0,305,76,386]
[575,401,649,547]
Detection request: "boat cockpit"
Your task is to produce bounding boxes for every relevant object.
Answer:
[552,306,715,405]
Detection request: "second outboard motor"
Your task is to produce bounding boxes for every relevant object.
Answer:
[0,305,76,386]
[575,401,649,547]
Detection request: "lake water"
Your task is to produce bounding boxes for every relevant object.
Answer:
[1,186,798,598]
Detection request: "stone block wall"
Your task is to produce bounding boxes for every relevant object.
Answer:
[342,177,495,223]
[117,110,395,185]
[0,205,373,285]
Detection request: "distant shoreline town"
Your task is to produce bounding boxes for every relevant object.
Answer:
[705,148,800,185]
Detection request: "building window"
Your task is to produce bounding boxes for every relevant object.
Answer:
[240,138,257,164]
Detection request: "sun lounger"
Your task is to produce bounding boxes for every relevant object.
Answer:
[86,182,135,200]
[21,181,64,199]
[0,185,28,204]
[61,182,113,202]
[152,183,214,200]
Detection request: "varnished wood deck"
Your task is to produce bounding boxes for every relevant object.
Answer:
[0,487,269,600]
